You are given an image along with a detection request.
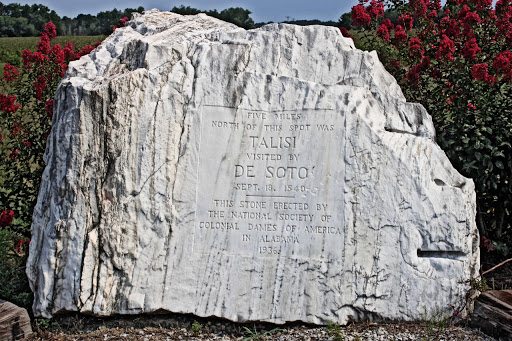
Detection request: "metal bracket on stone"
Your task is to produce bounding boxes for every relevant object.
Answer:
[417,249,466,259]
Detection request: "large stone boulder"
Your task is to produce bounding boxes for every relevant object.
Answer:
[26,10,479,324]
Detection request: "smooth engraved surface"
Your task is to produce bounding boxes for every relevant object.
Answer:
[195,107,345,259]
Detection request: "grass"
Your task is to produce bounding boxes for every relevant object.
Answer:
[326,321,345,341]
[421,306,451,337]
[0,35,107,65]
[242,325,283,341]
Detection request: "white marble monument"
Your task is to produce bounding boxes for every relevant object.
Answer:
[27,10,480,324]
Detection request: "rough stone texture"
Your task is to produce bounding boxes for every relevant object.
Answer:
[27,10,480,324]
[0,299,33,340]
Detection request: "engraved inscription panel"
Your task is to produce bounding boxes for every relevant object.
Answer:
[194,107,345,259]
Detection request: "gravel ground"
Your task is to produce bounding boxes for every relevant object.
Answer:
[25,313,498,341]
[23,264,511,340]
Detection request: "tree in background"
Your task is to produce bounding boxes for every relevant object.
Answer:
[171,5,255,29]
[0,16,36,36]
[60,7,144,35]
[282,19,338,27]
[0,2,143,36]
[0,2,61,36]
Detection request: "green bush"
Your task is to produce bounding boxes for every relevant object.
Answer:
[0,24,105,307]
[0,227,31,308]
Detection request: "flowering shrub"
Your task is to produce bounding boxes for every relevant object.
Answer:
[0,210,15,227]
[0,22,101,236]
[112,16,130,31]
[350,0,512,256]
[0,22,107,307]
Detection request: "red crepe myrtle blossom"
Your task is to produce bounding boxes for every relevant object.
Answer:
[15,239,27,252]
[34,76,47,100]
[458,5,480,23]
[32,52,49,64]
[339,27,353,39]
[472,63,497,85]
[409,37,424,57]
[462,38,481,60]
[45,99,54,118]
[467,102,477,110]
[377,23,390,42]
[459,5,482,36]
[11,123,23,136]
[113,16,130,31]
[441,17,461,38]
[390,59,400,70]
[393,25,407,44]
[119,16,129,26]
[63,42,75,60]
[496,15,512,44]
[42,22,56,40]
[3,63,18,82]
[381,19,394,30]
[429,65,442,79]
[77,43,100,58]
[405,56,430,85]
[496,0,511,13]
[427,10,438,19]
[496,0,512,42]
[487,9,499,21]
[410,0,428,17]
[366,0,385,19]
[37,33,51,55]
[352,4,372,27]
[436,34,455,60]
[14,238,30,252]
[492,50,512,80]
[50,44,66,65]
[21,50,33,67]
[9,148,18,159]
[429,0,441,10]
[22,50,49,69]
[398,12,414,30]
[0,93,20,113]
[0,210,15,227]
[446,95,456,105]
[471,0,493,10]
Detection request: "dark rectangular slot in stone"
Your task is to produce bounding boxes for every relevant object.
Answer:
[417,249,465,259]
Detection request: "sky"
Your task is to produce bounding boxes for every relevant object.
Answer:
[7,0,357,23]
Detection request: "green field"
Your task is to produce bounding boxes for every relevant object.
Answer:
[0,35,107,65]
